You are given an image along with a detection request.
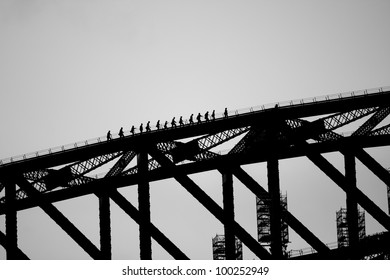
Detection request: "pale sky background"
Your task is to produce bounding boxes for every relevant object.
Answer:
[0,0,390,259]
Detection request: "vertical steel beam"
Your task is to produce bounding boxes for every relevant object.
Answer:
[0,230,29,259]
[150,148,271,259]
[307,152,390,230]
[222,171,235,260]
[109,190,189,259]
[231,167,330,256]
[138,151,152,260]
[344,152,359,258]
[267,158,283,258]
[99,194,112,259]
[5,181,17,260]
[16,176,103,259]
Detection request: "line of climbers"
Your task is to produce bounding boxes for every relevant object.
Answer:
[106,108,229,141]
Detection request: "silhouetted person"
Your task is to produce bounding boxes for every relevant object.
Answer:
[224,108,228,118]
[189,114,194,124]
[130,125,135,135]
[205,111,209,121]
[107,130,112,141]
[197,113,202,123]
[164,121,168,129]
[146,121,151,132]
[179,116,184,126]
[119,127,124,138]
[139,123,143,133]
[171,117,177,128]
[156,120,160,130]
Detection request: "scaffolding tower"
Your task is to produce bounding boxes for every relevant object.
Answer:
[256,194,289,254]
[336,207,366,248]
[212,234,243,260]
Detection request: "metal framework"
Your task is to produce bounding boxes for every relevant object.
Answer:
[1,86,390,259]
[336,207,365,248]
[257,194,289,255]
[212,234,243,260]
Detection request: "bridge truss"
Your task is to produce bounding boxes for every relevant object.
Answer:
[1,87,390,259]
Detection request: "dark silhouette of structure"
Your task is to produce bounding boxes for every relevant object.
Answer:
[212,234,242,260]
[1,86,390,260]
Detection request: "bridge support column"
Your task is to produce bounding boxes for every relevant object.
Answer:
[99,194,112,259]
[138,151,152,260]
[345,152,359,258]
[5,181,18,260]
[222,171,235,260]
[267,158,283,259]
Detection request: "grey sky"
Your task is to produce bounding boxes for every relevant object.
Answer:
[0,0,389,259]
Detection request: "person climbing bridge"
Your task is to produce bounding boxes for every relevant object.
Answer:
[164,121,168,129]
[156,120,160,130]
[130,125,135,135]
[197,113,202,123]
[205,111,209,122]
[224,108,228,118]
[179,116,184,126]
[119,127,124,138]
[139,123,143,133]
[107,130,112,141]
[171,117,177,128]
[189,114,194,124]
[146,121,151,132]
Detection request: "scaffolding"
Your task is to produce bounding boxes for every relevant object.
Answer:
[212,234,242,260]
[336,207,366,248]
[256,194,289,254]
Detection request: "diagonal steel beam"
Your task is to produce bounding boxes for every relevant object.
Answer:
[109,190,189,260]
[105,151,136,177]
[0,230,29,260]
[149,147,271,259]
[353,107,390,136]
[353,148,390,187]
[15,176,103,259]
[231,167,330,255]
[306,150,390,231]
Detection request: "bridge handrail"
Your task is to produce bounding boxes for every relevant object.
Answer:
[287,231,390,258]
[0,86,389,167]
[287,242,338,258]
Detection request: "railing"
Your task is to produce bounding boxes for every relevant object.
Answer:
[0,86,389,167]
[287,231,390,258]
[287,242,338,258]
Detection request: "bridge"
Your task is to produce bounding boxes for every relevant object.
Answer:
[1,86,390,259]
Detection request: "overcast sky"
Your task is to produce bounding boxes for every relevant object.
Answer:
[0,0,390,259]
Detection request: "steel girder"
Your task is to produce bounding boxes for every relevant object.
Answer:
[0,230,29,259]
[148,146,272,259]
[15,175,103,259]
[1,90,390,259]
